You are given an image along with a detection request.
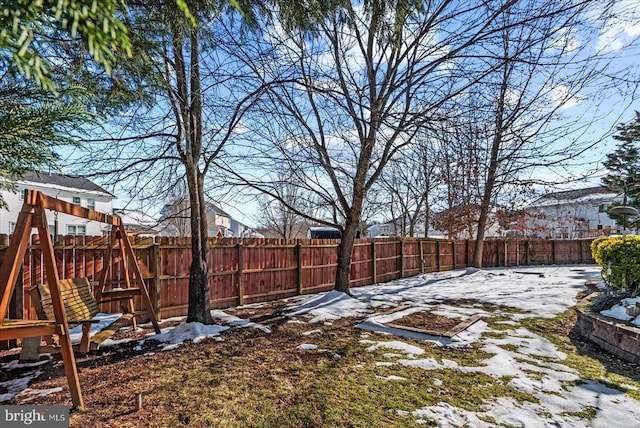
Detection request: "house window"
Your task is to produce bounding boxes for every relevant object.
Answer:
[87,198,95,210]
[67,225,86,236]
[19,189,26,200]
[599,204,608,213]
[72,196,81,205]
[9,222,16,234]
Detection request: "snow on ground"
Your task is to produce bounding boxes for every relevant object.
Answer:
[5,264,640,426]
[280,264,640,427]
[284,289,370,323]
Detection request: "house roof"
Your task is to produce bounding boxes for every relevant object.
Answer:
[160,200,231,218]
[18,171,112,196]
[530,186,619,207]
[114,208,160,234]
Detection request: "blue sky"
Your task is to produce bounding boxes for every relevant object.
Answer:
[59,1,640,226]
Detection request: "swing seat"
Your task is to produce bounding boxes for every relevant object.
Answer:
[30,278,136,352]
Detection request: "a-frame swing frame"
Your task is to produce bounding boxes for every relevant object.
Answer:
[0,190,160,409]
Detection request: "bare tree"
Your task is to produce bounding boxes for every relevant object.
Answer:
[73,4,269,323]
[256,178,312,238]
[468,1,632,267]
[218,1,606,293]
[375,136,444,237]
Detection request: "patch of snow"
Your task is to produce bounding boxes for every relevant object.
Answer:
[210,310,271,333]
[15,387,63,403]
[360,339,425,356]
[376,375,407,381]
[1,355,52,370]
[412,402,487,426]
[297,343,318,350]
[601,297,639,321]
[285,290,370,323]
[0,371,42,402]
[150,322,229,350]
[398,358,442,370]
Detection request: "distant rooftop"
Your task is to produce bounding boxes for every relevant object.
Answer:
[531,186,619,207]
[19,171,112,196]
[537,186,614,200]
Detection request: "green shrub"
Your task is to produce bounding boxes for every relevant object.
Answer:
[591,235,640,295]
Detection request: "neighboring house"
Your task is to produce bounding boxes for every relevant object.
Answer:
[159,199,233,237]
[230,218,263,238]
[0,171,114,236]
[367,222,398,237]
[522,186,621,239]
[114,208,160,237]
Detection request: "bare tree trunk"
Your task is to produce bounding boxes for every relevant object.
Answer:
[187,170,212,323]
[185,29,212,323]
[335,217,359,293]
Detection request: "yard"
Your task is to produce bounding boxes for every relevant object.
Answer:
[2,265,640,427]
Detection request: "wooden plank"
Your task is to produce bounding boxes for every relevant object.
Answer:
[88,313,135,349]
[118,223,160,334]
[0,208,33,323]
[38,191,115,225]
[34,196,84,409]
[237,243,244,305]
[385,315,482,338]
[0,321,57,340]
[296,242,303,294]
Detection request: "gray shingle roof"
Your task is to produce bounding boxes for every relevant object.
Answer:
[20,171,112,196]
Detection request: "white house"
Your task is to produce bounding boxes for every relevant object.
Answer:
[523,186,621,239]
[0,171,114,236]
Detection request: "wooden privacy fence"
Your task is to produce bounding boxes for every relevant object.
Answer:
[0,235,595,334]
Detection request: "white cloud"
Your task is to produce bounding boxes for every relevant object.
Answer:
[548,85,582,109]
[595,0,640,52]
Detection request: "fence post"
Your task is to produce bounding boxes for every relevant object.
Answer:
[296,242,303,294]
[419,239,425,274]
[237,243,244,305]
[579,240,585,264]
[372,241,377,283]
[525,240,530,265]
[400,239,405,278]
[452,241,457,269]
[465,239,470,267]
[436,240,441,272]
[504,240,508,266]
[150,239,162,322]
[552,240,557,265]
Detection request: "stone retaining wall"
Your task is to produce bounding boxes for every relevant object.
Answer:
[575,308,640,364]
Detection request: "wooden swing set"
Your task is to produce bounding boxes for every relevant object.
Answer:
[0,190,160,409]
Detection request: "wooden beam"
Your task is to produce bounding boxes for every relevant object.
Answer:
[0,207,33,323]
[116,227,137,330]
[34,196,84,410]
[37,191,115,224]
[118,223,160,334]
[96,223,119,302]
[0,322,56,340]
